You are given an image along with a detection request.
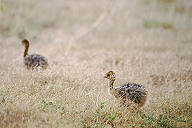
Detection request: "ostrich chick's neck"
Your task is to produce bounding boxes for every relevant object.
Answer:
[24,45,29,57]
[108,79,120,98]
[109,79,115,89]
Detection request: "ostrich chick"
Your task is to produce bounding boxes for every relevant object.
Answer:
[104,71,147,108]
[22,39,48,70]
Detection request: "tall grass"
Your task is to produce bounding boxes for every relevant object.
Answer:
[0,0,192,127]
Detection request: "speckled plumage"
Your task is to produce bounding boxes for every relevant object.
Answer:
[22,39,48,70]
[104,71,147,108]
[24,54,48,69]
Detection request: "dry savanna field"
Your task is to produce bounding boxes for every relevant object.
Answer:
[0,0,192,127]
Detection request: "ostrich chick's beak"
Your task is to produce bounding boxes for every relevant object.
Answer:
[104,75,107,78]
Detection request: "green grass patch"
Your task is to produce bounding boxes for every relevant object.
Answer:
[39,100,66,115]
[157,0,176,4]
[144,20,175,30]
[81,101,192,128]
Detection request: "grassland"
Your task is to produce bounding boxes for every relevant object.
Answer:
[0,0,192,127]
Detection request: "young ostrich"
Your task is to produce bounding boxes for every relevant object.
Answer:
[104,71,147,108]
[22,39,48,70]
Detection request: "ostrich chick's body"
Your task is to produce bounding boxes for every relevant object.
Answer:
[22,39,48,69]
[104,71,147,108]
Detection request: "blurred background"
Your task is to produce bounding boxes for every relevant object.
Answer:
[0,0,192,47]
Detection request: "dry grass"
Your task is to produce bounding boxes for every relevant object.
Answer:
[0,0,192,127]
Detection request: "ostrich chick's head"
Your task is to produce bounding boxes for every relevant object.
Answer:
[22,39,29,47]
[104,71,116,81]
